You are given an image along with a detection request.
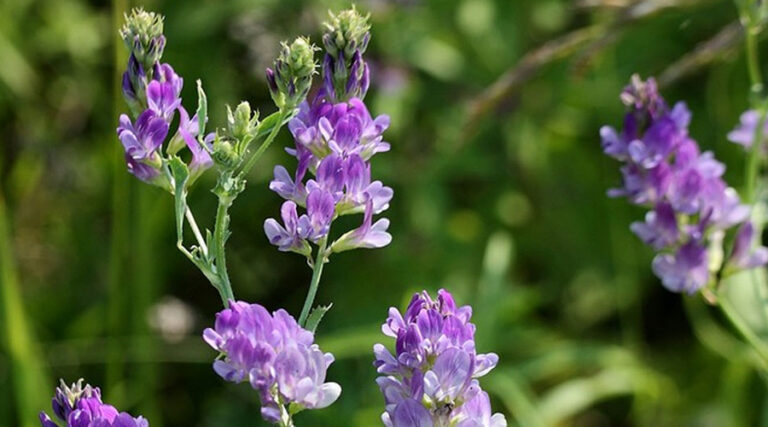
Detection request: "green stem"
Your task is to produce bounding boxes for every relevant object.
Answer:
[717,292,768,369]
[298,238,328,326]
[214,197,234,305]
[744,108,766,203]
[185,207,208,255]
[746,25,763,99]
[240,110,288,176]
[743,12,765,202]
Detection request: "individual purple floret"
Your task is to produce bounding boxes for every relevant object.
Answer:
[39,379,148,427]
[117,110,167,183]
[373,289,506,427]
[728,109,768,149]
[602,75,767,293]
[203,301,341,425]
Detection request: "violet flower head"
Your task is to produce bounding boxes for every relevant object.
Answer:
[265,20,392,259]
[203,301,341,424]
[602,75,767,293]
[40,379,148,427]
[374,289,506,427]
[117,9,217,187]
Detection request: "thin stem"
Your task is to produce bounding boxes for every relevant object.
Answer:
[185,206,208,255]
[214,197,234,304]
[742,4,765,201]
[744,107,766,203]
[717,292,768,369]
[240,110,288,176]
[298,238,328,327]
[746,21,763,98]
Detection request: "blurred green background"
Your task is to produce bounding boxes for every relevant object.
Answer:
[2,0,768,425]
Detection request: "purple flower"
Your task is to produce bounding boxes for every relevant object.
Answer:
[728,109,768,149]
[117,111,168,161]
[305,189,336,241]
[264,201,312,256]
[652,240,710,294]
[175,106,213,173]
[121,54,145,106]
[117,110,167,182]
[630,203,678,250]
[729,222,768,270]
[385,399,433,427]
[40,379,148,427]
[453,391,508,427]
[374,289,505,426]
[602,75,765,293]
[203,301,341,424]
[338,154,393,214]
[331,199,391,252]
[146,80,181,123]
[145,63,182,122]
[270,151,311,205]
[268,89,392,258]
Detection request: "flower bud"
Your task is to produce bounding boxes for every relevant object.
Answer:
[321,7,371,101]
[121,54,146,114]
[120,8,166,73]
[267,36,318,109]
[227,101,259,143]
[322,7,371,59]
[212,133,240,170]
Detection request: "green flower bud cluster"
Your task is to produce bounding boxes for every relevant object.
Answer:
[207,101,261,171]
[322,7,371,60]
[266,37,318,110]
[120,8,166,72]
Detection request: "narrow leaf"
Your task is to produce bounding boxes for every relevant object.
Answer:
[255,111,283,139]
[305,304,332,334]
[196,79,208,136]
[168,156,190,241]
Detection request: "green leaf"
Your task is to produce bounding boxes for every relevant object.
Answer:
[721,268,768,336]
[168,156,190,241]
[196,79,208,137]
[255,110,283,139]
[305,303,332,334]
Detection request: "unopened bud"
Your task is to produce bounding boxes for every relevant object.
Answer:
[120,8,166,72]
[267,36,318,109]
[321,7,372,101]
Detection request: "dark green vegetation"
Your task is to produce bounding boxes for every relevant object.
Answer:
[1,0,766,425]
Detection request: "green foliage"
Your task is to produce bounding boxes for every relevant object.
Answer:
[2,0,768,425]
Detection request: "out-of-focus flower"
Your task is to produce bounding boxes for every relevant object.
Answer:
[374,289,506,427]
[147,296,196,343]
[39,379,148,427]
[729,222,768,270]
[728,109,768,149]
[602,75,767,293]
[203,301,340,424]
